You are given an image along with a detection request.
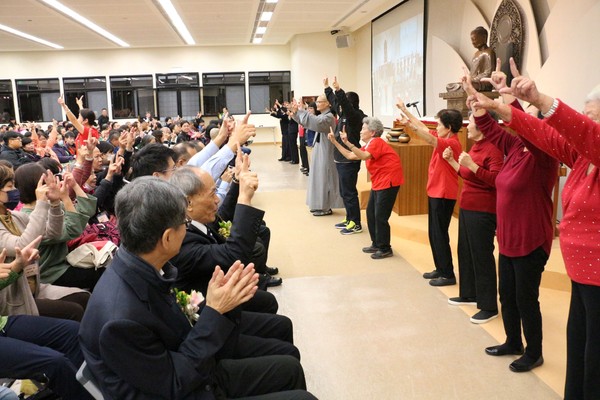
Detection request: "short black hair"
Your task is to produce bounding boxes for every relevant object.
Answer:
[14,163,46,204]
[2,131,20,144]
[436,109,463,133]
[130,143,176,180]
[80,108,96,126]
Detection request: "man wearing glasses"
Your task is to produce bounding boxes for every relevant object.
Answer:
[0,131,32,169]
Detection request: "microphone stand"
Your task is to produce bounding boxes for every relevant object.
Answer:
[411,103,422,118]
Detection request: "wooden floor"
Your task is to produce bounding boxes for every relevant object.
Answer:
[247,143,568,399]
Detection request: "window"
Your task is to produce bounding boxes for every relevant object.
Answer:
[202,72,246,115]
[248,71,291,114]
[110,75,154,119]
[63,77,108,119]
[0,80,15,124]
[156,73,200,121]
[16,78,61,122]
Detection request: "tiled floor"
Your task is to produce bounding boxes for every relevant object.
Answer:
[248,143,567,399]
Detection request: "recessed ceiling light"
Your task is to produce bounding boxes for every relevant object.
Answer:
[256,27,267,34]
[156,0,196,45]
[253,37,263,44]
[39,0,129,47]
[0,23,63,49]
[260,12,273,21]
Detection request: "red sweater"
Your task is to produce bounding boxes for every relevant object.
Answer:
[507,100,600,287]
[427,132,462,199]
[475,111,557,257]
[458,138,503,214]
[363,137,404,190]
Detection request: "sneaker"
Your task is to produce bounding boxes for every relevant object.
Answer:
[340,221,362,235]
[362,245,378,253]
[470,310,499,324]
[334,219,348,229]
[448,296,477,306]
[429,276,457,286]
[371,249,393,259]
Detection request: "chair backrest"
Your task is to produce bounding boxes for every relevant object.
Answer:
[76,361,104,400]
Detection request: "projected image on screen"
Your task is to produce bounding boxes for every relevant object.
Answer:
[372,0,424,128]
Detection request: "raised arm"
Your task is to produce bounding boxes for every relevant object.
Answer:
[327,127,362,161]
[57,96,84,133]
[395,99,436,147]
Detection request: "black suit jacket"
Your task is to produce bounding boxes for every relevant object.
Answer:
[171,204,265,295]
[79,247,236,399]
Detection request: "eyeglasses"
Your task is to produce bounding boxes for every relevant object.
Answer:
[161,166,178,174]
[316,100,328,103]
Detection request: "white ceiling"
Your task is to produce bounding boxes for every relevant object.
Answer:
[0,0,395,51]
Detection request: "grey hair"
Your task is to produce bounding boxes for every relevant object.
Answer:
[362,117,384,137]
[585,84,600,103]
[115,177,187,255]
[169,166,205,197]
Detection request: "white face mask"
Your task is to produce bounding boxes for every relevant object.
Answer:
[58,140,64,147]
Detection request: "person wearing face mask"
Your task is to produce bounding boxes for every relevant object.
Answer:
[51,134,75,164]
[0,165,90,321]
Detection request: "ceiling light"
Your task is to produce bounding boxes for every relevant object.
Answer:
[260,12,273,21]
[0,23,63,49]
[256,27,267,34]
[253,37,263,44]
[39,0,129,47]
[155,0,196,45]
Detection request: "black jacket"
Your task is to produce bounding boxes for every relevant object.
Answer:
[325,87,367,163]
[0,145,34,169]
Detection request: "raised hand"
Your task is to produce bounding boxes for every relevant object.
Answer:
[206,261,258,314]
[14,235,42,268]
[327,127,336,144]
[86,136,98,153]
[339,126,349,144]
[57,96,65,106]
[461,66,477,96]
[232,111,256,146]
[44,171,62,203]
[499,58,541,105]
[76,95,84,110]
[395,97,407,111]
[323,76,329,88]
[481,58,507,91]
[332,76,340,91]
[471,92,499,111]
[238,153,259,202]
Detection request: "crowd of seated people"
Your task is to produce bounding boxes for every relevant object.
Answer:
[0,96,305,398]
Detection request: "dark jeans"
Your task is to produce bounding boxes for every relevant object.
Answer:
[565,281,600,400]
[0,315,93,400]
[366,186,399,251]
[498,246,548,359]
[457,209,498,311]
[299,136,309,170]
[336,162,361,225]
[427,197,456,278]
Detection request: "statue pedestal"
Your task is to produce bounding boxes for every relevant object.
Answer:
[439,90,500,118]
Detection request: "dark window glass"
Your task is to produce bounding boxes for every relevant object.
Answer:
[109,75,154,118]
[63,77,108,118]
[16,78,61,122]
[0,80,15,124]
[248,71,291,114]
[202,72,246,115]
[155,73,200,121]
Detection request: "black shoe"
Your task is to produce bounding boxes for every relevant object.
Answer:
[371,249,393,259]
[429,276,456,286]
[470,310,498,324]
[312,209,333,216]
[485,343,525,356]
[289,161,299,164]
[265,266,279,275]
[266,276,283,287]
[423,270,441,279]
[278,158,290,162]
[448,296,477,306]
[509,355,544,372]
[362,245,378,253]
[300,167,308,172]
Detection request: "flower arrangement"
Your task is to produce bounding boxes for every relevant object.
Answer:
[174,288,204,325]
[218,220,232,238]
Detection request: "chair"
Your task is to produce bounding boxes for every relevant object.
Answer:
[76,361,104,400]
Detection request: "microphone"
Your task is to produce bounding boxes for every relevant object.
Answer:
[406,101,420,107]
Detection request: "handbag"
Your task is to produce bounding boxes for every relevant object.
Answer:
[66,241,117,269]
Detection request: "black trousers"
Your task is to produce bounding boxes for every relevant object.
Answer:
[336,162,361,225]
[280,132,290,160]
[427,197,456,278]
[214,355,317,399]
[498,246,548,359]
[366,186,399,251]
[243,290,278,314]
[565,281,600,400]
[0,315,93,400]
[288,131,299,163]
[299,136,309,170]
[35,292,90,322]
[457,209,498,311]
[235,312,299,360]
[52,266,105,292]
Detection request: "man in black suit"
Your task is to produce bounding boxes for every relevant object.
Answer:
[79,177,314,400]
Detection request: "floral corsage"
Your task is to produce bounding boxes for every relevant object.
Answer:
[218,220,232,238]
[174,289,204,325]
